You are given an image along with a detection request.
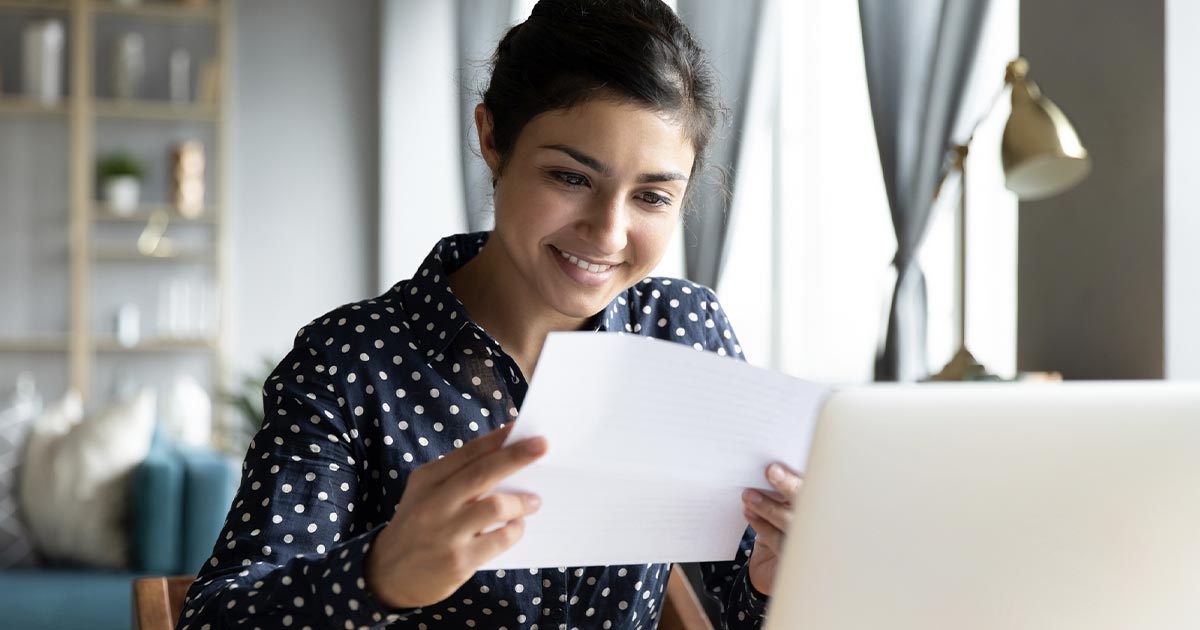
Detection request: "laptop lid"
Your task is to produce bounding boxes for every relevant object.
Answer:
[764,381,1200,630]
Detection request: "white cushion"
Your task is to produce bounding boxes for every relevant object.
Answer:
[19,389,156,568]
[0,389,42,568]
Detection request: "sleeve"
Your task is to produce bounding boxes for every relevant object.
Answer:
[176,325,425,630]
[696,286,771,628]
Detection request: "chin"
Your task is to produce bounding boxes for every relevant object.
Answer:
[555,295,616,320]
[547,283,624,320]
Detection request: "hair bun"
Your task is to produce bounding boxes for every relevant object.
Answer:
[528,0,583,20]
[530,0,660,21]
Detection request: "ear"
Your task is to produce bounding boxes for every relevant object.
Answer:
[475,103,501,177]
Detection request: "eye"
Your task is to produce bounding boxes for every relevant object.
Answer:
[637,191,673,208]
[551,171,590,188]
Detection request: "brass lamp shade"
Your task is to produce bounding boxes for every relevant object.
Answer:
[1001,58,1091,201]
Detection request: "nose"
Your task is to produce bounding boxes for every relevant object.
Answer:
[578,193,628,255]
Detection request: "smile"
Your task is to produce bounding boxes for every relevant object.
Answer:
[555,247,619,273]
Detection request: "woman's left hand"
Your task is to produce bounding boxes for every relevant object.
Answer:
[742,462,803,596]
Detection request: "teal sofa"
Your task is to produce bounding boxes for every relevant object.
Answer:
[0,434,238,630]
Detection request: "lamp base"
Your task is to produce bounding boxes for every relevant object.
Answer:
[927,346,1001,382]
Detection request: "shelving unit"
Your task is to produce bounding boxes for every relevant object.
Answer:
[93,1,216,21]
[0,336,71,353]
[0,0,70,11]
[93,98,217,121]
[0,0,232,448]
[94,203,219,223]
[0,97,69,115]
[94,336,218,352]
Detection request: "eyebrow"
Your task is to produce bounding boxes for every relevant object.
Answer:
[540,144,689,184]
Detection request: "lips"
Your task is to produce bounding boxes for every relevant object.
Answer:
[551,245,621,273]
[549,245,621,287]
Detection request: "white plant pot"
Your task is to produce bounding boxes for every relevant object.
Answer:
[104,176,140,216]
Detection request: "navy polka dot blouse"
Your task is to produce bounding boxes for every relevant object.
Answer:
[179,232,769,629]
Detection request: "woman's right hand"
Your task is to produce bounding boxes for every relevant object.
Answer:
[364,423,547,609]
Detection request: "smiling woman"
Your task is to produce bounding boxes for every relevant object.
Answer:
[452,98,697,376]
[177,2,797,629]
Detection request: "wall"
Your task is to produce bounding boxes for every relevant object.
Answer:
[230,0,380,375]
[1166,0,1200,379]
[1017,0,1165,379]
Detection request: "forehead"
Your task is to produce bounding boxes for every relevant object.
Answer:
[514,98,696,174]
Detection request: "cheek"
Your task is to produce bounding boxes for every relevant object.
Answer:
[496,181,577,234]
[630,215,679,267]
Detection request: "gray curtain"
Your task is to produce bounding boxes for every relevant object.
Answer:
[457,0,518,232]
[859,0,992,381]
[676,0,767,290]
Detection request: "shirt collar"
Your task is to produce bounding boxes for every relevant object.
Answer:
[393,232,483,358]
[393,232,634,356]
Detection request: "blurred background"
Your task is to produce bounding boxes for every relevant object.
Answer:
[0,0,1196,627]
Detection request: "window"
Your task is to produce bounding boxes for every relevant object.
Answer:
[718,0,1018,382]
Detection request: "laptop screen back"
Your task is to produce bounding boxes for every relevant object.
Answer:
[764,382,1200,630]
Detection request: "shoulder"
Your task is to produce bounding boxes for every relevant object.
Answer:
[622,277,742,358]
[624,276,723,321]
[289,285,418,356]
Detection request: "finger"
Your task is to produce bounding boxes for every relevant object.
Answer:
[745,509,784,554]
[458,492,541,538]
[743,489,793,533]
[416,423,515,485]
[469,516,527,565]
[753,488,789,504]
[766,463,803,499]
[440,435,548,503]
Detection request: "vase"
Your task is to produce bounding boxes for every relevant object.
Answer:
[169,49,191,103]
[104,176,140,215]
[22,20,64,105]
[112,33,144,100]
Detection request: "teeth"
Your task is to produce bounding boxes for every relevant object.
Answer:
[558,248,612,273]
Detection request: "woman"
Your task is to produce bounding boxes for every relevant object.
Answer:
[179,1,801,628]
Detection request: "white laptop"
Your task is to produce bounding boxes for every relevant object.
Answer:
[764,381,1200,630]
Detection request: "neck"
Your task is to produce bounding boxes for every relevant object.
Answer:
[448,241,590,378]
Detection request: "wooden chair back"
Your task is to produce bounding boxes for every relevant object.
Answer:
[133,565,713,630]
[662,564,716,630]
[132,575,193,630]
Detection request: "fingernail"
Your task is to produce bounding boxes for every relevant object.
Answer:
[768,464,785,483]
[525,494,542,512]
[744,489,762,504]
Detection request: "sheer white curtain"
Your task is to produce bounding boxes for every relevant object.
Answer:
[717,0,1016,381]
[379,1,467,289]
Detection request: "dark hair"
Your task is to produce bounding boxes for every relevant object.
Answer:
[481,0,722,185]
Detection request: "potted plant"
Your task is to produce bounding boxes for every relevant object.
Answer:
[219,357,277,456]
[98,152,143,216]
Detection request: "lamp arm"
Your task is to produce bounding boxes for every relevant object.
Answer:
[933,79,1012,200]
